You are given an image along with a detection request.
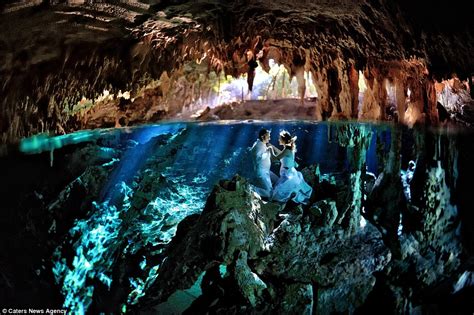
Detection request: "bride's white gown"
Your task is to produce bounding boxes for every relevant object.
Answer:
[272,150,312,204]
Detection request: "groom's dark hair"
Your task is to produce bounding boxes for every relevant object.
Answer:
[258,129,270,140]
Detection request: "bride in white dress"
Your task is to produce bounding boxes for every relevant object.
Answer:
[270,130,312,204]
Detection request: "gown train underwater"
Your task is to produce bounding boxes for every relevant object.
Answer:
[271,151,312,204]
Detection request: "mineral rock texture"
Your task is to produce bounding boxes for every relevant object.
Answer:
[1,0,473,142]
[139,175,391,314]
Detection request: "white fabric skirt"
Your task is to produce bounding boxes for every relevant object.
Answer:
[272,167,312,204]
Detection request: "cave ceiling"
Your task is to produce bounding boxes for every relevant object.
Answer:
[0,0,473,143]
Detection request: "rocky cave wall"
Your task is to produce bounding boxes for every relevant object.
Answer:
[1,0,473,143]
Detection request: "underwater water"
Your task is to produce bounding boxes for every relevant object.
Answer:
[1,121,473,313]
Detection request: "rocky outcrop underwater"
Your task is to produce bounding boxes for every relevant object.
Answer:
[0,122,472,313]
[137,165,468,314]
[138,173,389,314]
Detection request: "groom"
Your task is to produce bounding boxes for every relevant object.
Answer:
[250,129,278,198]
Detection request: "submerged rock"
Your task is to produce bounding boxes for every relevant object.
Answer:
[140,176,281,307]
[232,251,267,307]
[308,199,338,227]
[277,283,313,315]
[140,175,391,313]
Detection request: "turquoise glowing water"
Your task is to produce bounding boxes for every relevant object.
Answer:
[19,121,385,174]
[12,121,471,313]
[19,122,379,312]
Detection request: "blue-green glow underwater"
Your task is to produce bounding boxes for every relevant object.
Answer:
[14,121,460,313]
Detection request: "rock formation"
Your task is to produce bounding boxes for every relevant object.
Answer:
[1,0,473,143]
[138,174,391,314]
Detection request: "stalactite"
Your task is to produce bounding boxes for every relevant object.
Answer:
[394,78,407,124]
[377,77,388,121]
[334,57,353,119]
[1,1,472,143]
[327,65,342,116]
[360,70,382,120]
[425,79,439,125]
[312,68,331,120]
[294,66,306,105]
[348,63,359,119]
[405,80,425,127]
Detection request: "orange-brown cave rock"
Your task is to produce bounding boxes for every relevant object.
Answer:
[0,0,473,143]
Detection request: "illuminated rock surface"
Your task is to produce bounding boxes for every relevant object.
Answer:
[1,0,473,143]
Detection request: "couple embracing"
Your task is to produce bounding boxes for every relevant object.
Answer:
[250,129,312,204]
